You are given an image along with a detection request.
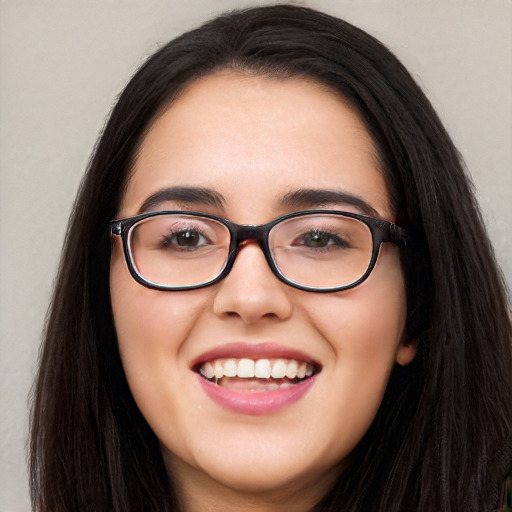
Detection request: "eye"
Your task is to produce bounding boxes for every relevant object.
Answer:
[163,229,210,249]
[298,229,349,249]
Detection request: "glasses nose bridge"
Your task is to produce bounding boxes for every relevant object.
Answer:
[232,223,270,251]
[226,223,274,273]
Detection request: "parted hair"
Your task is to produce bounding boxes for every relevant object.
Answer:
[30,5,512,511]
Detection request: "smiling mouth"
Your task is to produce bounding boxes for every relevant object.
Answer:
[196,358,319,392]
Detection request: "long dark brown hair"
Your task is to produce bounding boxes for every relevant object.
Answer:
[30,5,512,511]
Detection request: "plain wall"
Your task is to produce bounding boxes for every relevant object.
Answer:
[0,1,510,510]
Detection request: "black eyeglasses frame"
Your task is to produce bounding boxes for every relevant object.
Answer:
[109,209,407,293]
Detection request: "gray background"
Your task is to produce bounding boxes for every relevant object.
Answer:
[1,1,510,510]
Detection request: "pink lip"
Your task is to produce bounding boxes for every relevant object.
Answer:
[192,342,320,415]
[191,342,318,367]
[197,373,317,415]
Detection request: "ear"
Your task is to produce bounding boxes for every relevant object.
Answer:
[395,337,419,366]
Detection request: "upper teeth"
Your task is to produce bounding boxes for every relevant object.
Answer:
[199,358,315,380]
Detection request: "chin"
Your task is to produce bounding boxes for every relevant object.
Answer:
[163,432,347,501]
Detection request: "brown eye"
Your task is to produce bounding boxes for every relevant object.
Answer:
[299,230,348,248]
[174,230,202,246]
[160,229,210,250]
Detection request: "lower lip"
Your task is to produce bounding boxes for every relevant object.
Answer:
[197,374,317,415]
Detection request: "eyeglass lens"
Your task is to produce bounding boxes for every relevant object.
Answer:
[128,213,373,289]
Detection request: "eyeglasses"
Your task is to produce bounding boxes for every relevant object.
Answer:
[109,210,407,292]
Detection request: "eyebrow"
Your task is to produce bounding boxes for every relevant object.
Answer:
[139,186,226,213]
[138,185,379,217]
[281,188,379,216]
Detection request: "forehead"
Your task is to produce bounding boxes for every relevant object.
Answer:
[122,71,392,220]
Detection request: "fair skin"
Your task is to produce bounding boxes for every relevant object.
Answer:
[110,71,417,511]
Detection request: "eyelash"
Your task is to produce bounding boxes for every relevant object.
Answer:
[160,227,211,250]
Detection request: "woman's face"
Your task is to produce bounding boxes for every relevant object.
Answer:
[110,71,416,508]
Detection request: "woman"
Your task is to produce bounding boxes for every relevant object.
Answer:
[30,5,512,511]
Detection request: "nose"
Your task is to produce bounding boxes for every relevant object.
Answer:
[212,242,293,324]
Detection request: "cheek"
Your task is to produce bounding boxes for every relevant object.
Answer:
[301,246,407,412]
[309,294,405,359]
[110,242,206,342]
[109,249,206,409]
